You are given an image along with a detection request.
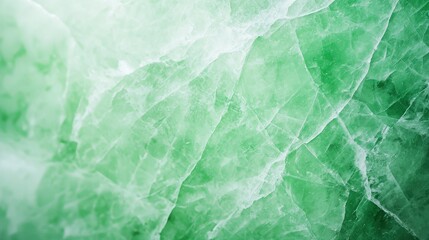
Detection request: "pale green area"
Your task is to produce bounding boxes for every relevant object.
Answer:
[0,0,428,239]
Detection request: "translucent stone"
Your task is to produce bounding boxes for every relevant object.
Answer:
[0,0,428,239]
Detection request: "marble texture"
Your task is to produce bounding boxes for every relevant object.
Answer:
[0,0,428,239]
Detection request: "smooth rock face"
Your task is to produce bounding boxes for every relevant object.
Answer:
[0,0,428,239]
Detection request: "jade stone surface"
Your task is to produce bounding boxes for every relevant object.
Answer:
[0,0,429,239]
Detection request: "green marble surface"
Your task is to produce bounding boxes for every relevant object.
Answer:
[0,0,428,239]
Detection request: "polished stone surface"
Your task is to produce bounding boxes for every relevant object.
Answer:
[0,0,428,239]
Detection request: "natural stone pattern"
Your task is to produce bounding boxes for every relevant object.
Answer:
[0,0,428,239]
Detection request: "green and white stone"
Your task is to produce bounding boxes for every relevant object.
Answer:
[0,0,428,239]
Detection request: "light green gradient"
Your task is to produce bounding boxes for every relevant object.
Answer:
[0,0,428,239]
